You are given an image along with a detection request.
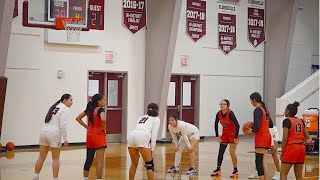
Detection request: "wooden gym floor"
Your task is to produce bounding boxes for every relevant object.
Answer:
[0,136,318,180]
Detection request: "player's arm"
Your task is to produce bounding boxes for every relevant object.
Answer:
[76,111,88,129]
[252,108,262,133]
[301,119,309,142]
[281,119,290,152]
[98,108,106,131]
[229,111,240,139]
[150,117,160,151]
[180,124,192,148]
[168,125,179,146]
[214,113,219,137]
[60,108,69,145]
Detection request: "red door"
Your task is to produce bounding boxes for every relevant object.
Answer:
[106,73,122,135]
[167,75,196,125]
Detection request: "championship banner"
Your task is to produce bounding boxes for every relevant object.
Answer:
[248,0,265,47]
[186,0,206,42]
[218,3,237,55]
[123,0,146,34]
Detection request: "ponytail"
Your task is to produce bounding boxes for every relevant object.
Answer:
[260,101,271,120]
[45,94,71,123]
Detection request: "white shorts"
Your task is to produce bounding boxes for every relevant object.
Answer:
[39,131,61,148]
[189,129,200,140]
[127,130,150,149]
[270,127,279,146]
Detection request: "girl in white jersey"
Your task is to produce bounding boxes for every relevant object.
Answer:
[33,94,73,180]
[167,114,200,175]
[128,103,160,180]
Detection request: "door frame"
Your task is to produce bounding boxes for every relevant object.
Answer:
[87,70,128,143]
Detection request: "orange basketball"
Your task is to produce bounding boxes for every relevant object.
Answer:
[6,142,15,151]
[242,122,254,135]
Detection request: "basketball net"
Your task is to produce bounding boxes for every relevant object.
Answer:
[56,17,86,43]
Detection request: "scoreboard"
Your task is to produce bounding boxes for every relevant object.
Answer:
[47,0,104,30]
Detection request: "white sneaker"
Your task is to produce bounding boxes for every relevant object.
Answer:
[32,175,39,180]
[187,167,197,174]
[167,166,180,173]
[248,171,258,179]
[272,171,280,180]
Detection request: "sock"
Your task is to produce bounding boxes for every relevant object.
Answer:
[53,178,58,180]
[234,167,238,171]
[34,174,39,177]
[83,177,88,180]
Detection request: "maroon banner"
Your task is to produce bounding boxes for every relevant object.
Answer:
[248,0,265,47]
[218,4,236,55]
[186,0,206,42]
[123,0,146,34]
[88,0,105,30]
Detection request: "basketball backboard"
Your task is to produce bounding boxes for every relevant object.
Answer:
[23,0,89,29]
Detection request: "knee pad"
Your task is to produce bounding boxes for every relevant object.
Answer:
[255,153,264,176]
[145,160,154,171]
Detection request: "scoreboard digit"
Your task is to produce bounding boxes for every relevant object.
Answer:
[48,0,69,21]
[88,0,104,30]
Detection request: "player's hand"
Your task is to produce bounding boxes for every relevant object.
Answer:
[234,138,239,144]
[245,128,253,135]
[63,141,68,147]
[187,146,194,154]
[216,137,222,143]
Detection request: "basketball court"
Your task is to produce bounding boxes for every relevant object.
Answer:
[0,0,319,180]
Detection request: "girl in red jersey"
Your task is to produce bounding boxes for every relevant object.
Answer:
[246,92,272,180]
[280,102,309,180]
[211,99,240,178]
[76,94,107,180]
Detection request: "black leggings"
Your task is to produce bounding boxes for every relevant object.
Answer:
[84,148,96,171]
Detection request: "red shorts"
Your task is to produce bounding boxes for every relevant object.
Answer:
[281,144,306,164]
[255,132,271,149]
[86,132,107,149]
[220,132,238,143]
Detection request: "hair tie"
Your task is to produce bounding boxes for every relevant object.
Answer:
[148,108,153,110]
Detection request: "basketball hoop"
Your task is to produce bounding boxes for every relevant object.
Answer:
[56,17,86,43]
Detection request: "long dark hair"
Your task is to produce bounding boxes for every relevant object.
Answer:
[147,103,159,117]
[286,101,300,117]
[45,94,71,123]
[86,94,104,125]
[169,114,178,120]
[250,92,271,120]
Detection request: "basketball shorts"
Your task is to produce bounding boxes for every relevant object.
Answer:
[127,130,151,149]
[269,127,279,146]
[281,143,306,164]
[86,132,107,149]
[39,131,61,148]
[189,129,200,140]
[255,132,271,149]
[220,131,238,143]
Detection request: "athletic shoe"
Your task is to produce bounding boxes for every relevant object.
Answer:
[187,167,197,174]
[210,168,221,176]
[167,166,179,173]
[248,171,258,179]
[272,171,280,180]
[230,170,239,178]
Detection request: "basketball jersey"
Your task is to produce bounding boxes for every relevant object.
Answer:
[218,110,236,133]
[87,107,105,135]
[42,102,69,141]
[287,117,304,145]
[256,106,269,134]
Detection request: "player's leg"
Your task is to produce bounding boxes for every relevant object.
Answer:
[187,137,198,174]
[229,142,238,178]
[293,164,304,180]
[95,147,106,179]
[128,147,140,180]
[33,145,50,180]
[138,147,154,180]
[83,148,96,179]
[280,163,293,180]
[51,147,61,179]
